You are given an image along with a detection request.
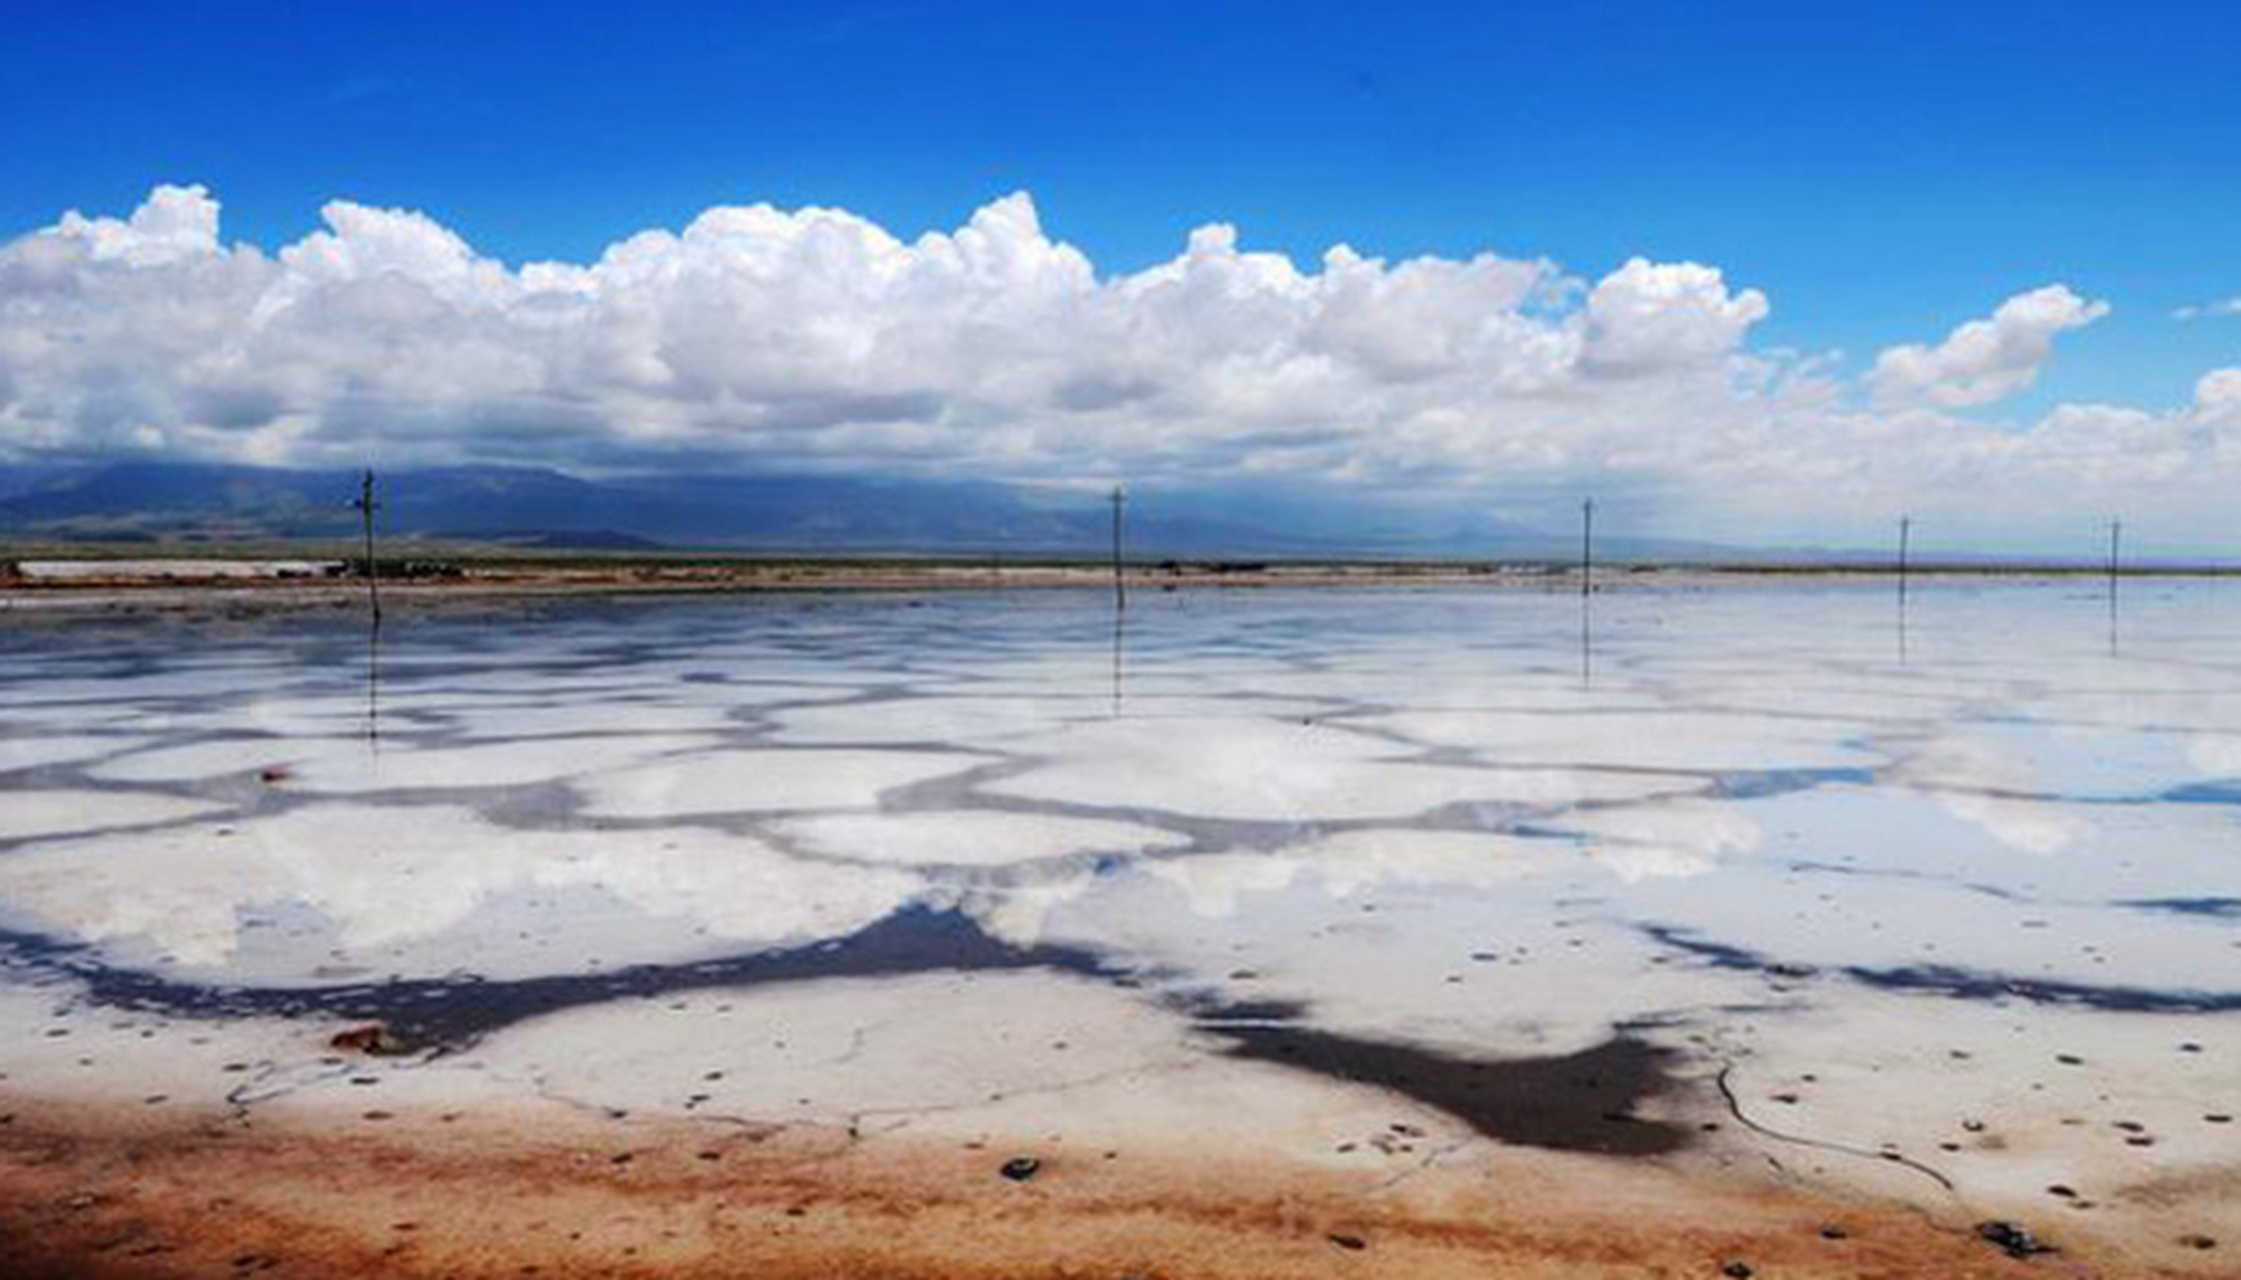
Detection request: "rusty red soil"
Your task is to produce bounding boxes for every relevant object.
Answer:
[7,1095,2208,1280]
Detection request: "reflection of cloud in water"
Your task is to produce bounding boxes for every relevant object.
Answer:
[990,717,1683,822]
[2186,732,2241,778]
[767,695,1093,747]
[768,693,1341,749]
[92,732,722,791]
[963,871,1102,946]
[93,737,357,784]
[1890,734,2084,853]
[776,809,1184,867]
[1908,721,2234,804]
[1370,708,1877,772]
[0,804,920,975]
[1937,791,2085,855]
[1553,798,1761,882]
[0,789,229,844]
[425,700,743,739]
[578,748,982,818]
[1149,830,1561,915]
[294,734,724,793]
[0,734,144,773]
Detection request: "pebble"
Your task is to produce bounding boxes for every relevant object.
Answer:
[1975,1221,2050,1258]
[999,1156,1041,1182]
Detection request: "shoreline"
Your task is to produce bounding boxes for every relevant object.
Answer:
[1,557,2228,619]
[0,1090,2132,1280]
[2,958,2232,1279]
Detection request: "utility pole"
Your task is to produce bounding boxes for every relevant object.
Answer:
[1109,484,1127,612]
[1896,515,1913,665]
[1580,498,1595,597]
[1898,515,1912,601]
[2107,518,2124,657]
[351,469,382,623]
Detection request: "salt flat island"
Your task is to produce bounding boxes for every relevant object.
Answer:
[0,580,2235,1278]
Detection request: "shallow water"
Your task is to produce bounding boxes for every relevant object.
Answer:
[2,581,2238,1208]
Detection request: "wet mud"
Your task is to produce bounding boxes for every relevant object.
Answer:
[0,1103,2116,1280]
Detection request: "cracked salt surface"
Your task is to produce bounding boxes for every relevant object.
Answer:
[988,715,1691,821]
[2,582,2239,1264]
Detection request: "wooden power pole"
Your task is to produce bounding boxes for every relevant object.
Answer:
[1580,498,1595,597]
[351,469,382,622]
[1898,515,1912,601]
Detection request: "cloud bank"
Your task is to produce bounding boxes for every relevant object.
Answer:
[2,184,2237,546]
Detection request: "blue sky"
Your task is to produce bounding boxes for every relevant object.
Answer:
[4,1,2241,548]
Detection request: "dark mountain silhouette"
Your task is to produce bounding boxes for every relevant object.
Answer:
[0,460,1727,560]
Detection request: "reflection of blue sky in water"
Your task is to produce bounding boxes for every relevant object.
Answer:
[2,582,2240,1225]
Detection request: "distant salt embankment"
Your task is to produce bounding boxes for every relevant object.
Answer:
[8,559,345,583]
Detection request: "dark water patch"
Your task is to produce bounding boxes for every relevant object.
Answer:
[1712,766,1878,801]
[1638,923,2241,1011]
[2122,896,2241,920]
[0,907,1119,1053]
[2161,781,2241,806]
[1637,924,1774,972]
[1843,964,2241,1013]
[1204,1023,1690,1155]
[1187,999,1312,1024]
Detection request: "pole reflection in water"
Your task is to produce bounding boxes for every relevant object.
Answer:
[1109,597,1126,719]
[1577,587,1593,689]
[1897,578,1910,666]
[364,611,384,750]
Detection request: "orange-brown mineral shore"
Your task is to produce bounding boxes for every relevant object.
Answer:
[2,1094,2227,1280]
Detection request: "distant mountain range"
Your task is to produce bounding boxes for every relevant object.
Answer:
[33,461,2175,565]
[0,461,1668,560]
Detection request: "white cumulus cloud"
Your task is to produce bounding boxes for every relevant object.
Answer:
[0,184,1775,485]
[1869,284,2108,408]
[1582,258,1768,374]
